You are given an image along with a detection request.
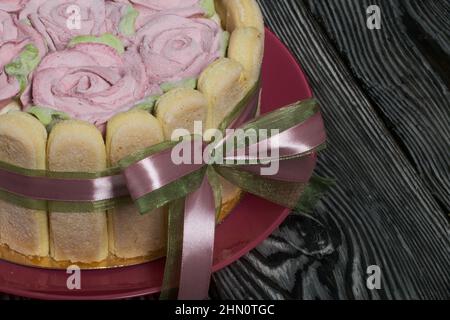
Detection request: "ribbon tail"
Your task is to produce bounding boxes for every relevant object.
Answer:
[160,198,185,300]
[178,175,216,300]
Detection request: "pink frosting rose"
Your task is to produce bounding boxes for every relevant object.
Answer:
[31,43,150,126]
[132,14,222,85]
[0,0,29,12]
[19,0,113,51]
[0,10,46,101]
[115,0,203,29]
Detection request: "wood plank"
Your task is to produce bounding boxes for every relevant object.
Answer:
[307,0,450,211]
[403,0,450,84]
[211,0,450,300]
[1,0,449,301]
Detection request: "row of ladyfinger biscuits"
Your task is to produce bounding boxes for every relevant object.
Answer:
[0,0,264,263]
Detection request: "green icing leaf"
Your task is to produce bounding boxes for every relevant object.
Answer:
[221,31,230,57]
[119,5,139,36]
[5,44,40,93]
[68,34,125,54]
[133,95,160,113]
[160,78,198,93]
[27,106,71,131]
[200,0,216,18]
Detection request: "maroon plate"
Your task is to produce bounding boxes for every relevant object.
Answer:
[0,28,314,300]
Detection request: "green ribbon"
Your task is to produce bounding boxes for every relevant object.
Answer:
[0,93,323,215]
[0,79,330,300]
[0,160,127,213]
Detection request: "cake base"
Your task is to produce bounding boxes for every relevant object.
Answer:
[0,190,243,270]
[0,243,166,270]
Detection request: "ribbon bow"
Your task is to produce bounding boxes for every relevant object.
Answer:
[0,84,326,300]
[120,88,326,299]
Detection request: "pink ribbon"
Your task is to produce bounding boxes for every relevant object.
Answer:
[0,89,326,300]
[124,145,205,200]
[224,112,325,162]
[120,102,325,300]
[178,176,216,299]
[0,169,127,202]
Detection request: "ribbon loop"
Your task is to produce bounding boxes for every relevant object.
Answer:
[0,81,327,300]
[223,111,326,162]
[123,142,205,201]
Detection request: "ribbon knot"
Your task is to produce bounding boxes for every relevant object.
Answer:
[0,83,326,300]
[120,96,326,300]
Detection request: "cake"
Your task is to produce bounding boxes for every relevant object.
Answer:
[0,0,264,266]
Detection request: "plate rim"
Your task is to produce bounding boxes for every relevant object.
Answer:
[0,27,314,300]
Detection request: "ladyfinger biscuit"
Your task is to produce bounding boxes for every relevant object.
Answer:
[198,58,247,132]
[155,88,208,139]
[47,120,108,263]
[155,87,242,222]
[217,0,264,34]
[0,100,21,115]
[0,112,49,257]
[106,110,166,259]
[228,27,264,86]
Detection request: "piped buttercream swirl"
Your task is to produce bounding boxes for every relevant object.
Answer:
[30,43,149,126]
[0,10,46,101]
[133,13,222,86]
[0,0,29,12]
[117,0,204,28]
[19,0,127,51]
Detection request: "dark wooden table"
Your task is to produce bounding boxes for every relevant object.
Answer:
[2,0,449,300]
[210,0,449,300]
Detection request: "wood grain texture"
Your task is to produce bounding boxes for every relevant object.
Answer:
[307,0,450,211]
[211,0,450,300]
[2,0,449,301]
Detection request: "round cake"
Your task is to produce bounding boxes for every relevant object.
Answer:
[0,0,264,267]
